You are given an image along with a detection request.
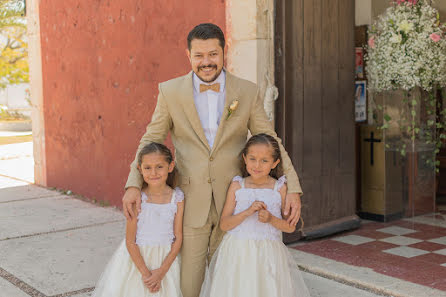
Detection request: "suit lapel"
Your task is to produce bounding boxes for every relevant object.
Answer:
[180,72,210,151]
[211,72,238,156]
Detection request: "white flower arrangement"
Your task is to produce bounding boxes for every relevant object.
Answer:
[366,0,446,92]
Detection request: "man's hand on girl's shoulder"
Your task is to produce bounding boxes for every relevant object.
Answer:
[122,187,142,220]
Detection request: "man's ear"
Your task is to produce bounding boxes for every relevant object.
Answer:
[186,49,191,62]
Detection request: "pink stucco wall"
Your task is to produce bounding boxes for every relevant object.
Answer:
[39,1,226,206]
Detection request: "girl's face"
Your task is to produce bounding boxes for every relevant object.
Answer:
[138,152,174,187]
[243,143,280,179]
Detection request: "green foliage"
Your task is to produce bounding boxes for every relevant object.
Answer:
[0,0,25,29]
[0,0,28,89]
[381,88,446,171]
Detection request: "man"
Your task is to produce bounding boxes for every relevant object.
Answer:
[122,23,303,297]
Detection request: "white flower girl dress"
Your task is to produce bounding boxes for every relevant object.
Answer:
[92,188,184,297]
[200,176,310,297]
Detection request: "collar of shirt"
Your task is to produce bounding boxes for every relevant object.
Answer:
[193,69,226,93]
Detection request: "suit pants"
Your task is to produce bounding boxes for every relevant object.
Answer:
[180,198,225,297]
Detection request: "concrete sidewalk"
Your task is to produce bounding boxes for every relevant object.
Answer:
[0,141,34,183]
[0,179,125,297]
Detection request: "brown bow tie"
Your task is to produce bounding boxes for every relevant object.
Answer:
[200,83,220,93]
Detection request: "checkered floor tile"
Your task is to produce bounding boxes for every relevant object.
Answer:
[434,248,446,256]
[379,235,422,246]
[383,246,429,258]
[293,212,446,291]
[333,235,375,245]
[377,226,416,236]
[428,236,446,245]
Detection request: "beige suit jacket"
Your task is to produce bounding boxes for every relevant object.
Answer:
[125,71,302,228]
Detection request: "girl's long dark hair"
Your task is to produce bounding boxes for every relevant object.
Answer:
[137,142,177,188]
[240,133,283,179]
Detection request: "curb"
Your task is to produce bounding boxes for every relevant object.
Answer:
[0,121,32,132]
[288,248,446,297]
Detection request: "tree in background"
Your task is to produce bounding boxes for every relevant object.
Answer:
[0,0,28,89]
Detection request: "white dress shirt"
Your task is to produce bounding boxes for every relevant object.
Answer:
[192,70,226,149]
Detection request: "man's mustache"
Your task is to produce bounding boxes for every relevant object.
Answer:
[198,65,217,71]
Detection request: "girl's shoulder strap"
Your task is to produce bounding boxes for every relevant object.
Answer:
[141,191,148,202]
[232,176,244,188]
[273,175,287,192]
[171,187,184,204]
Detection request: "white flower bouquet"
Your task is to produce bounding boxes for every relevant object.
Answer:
[365,0,446,167]
[366,0,446,92]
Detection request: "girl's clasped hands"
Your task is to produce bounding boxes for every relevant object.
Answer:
[248,201,272,223]
[142,267,166,293]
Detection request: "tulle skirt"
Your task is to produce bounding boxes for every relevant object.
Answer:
[200,234,310,297]
[92,240,182,297]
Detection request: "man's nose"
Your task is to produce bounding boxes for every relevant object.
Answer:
[203,55,211,65]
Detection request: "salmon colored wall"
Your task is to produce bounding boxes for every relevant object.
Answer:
[39,1,226,206]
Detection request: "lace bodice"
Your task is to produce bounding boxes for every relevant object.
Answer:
[227,176,286,241]
[135,187,184,246]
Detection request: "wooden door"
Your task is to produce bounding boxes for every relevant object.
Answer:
[275,0,358,242]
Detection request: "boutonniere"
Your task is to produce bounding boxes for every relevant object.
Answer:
[226,100,239,119]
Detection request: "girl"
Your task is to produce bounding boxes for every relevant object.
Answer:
[200,133,310,297]
[93,143,184,297]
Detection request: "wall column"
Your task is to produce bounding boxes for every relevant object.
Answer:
[27,0,46,185]
[225,0,277,121]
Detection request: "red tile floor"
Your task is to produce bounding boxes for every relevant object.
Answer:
[293,207,446,291]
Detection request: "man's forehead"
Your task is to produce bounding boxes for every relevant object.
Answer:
[190,38,222,51]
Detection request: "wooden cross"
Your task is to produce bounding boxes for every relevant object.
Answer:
[364,132,381,166]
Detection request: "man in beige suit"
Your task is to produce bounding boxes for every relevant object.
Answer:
[123,23,303,297]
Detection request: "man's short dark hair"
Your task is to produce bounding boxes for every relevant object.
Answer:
[187,23,225,50]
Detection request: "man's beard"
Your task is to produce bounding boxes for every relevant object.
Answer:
[195,64,222,83]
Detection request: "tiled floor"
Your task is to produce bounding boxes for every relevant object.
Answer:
[293,209,446,291]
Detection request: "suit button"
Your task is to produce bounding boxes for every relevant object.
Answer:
[209,157,214,161]
[208,178,212,183]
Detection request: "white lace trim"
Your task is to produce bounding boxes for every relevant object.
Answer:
[275,175,287,191]
[232,176,243,185]
[173,187,184,204]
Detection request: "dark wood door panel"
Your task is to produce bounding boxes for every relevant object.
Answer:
[275,0,358,241]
